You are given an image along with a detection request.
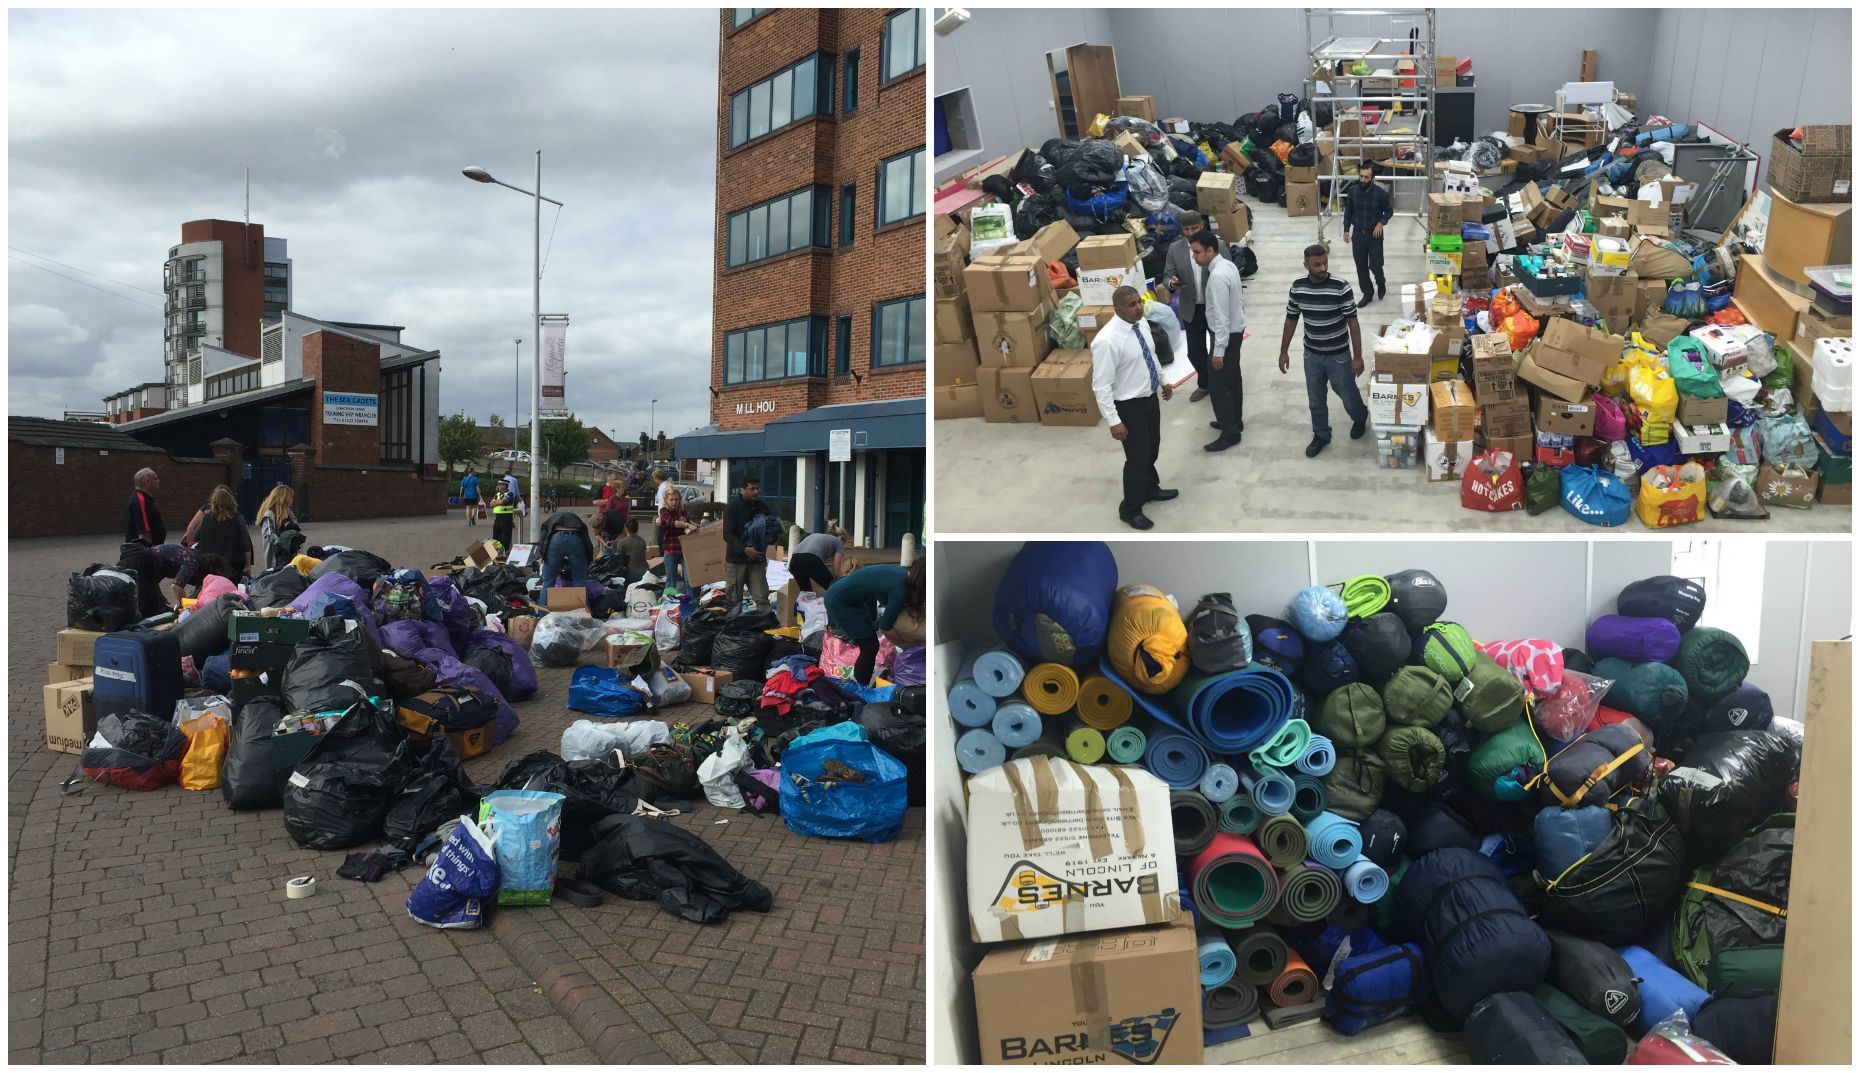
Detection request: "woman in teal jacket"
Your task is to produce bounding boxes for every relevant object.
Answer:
[824,557,926,685]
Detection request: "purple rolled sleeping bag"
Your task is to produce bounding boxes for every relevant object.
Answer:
[1584,615,1681,664]
[423,575,476,654]
[290,572,382,647]
[411,645,520,744]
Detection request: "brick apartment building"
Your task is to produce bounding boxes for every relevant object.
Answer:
[675,6,926,548]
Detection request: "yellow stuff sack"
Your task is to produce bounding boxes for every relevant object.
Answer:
[1107,584,1190,694]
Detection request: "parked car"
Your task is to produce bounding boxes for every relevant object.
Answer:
[490,449,531,463]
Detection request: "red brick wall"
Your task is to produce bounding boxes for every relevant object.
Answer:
[711,8,926,433]
[302,464,447,521]
[181,220,267,358]
[6,443,230,539]
[301,331,381,466]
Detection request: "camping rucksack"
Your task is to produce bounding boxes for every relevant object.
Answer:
[632,742,701,803]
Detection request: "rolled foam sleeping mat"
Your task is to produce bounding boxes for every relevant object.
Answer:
[955,728,1006,774]
[1203,979,1260,1028]
[1076,675,1134,730]
[1197,923,1238,987]
[1142,730,1209,790]
[1190,833,1280,929]
[1267,949,1320,1006]
[1618,943,1710,1033]
[1064,722,1106,763]
[1098,658,1294,755]
[1105,725,1147,764]
[1255,813,1309,869]
[1171,791,1219,857]
[1337,574,1393,618]
[1023,662,1080,715]
[1272,859,1343,923]
[1289,774,1329,824]
[1218,795,1261,834]
[1238,762,1295,816]
[1010,741,1067,760]
[1295,733,1336,776]
[1305,811,1364,870]
[991,702,1043,749]
[1228,925,1289,986]
[968,648,1027,698]
[1199,762,1240,803]
[1249,717,1312,770]
[947,679,997,728]
[1344,857,1390,903]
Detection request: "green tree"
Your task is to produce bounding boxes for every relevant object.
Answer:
[540,414,590,484]
[438,412,480,479]
[487,413,504,427]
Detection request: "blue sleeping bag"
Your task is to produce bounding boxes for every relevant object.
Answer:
[1618,943,1709,1033]
[1396,848,1551,1021]
[1534,804,1613,880]
[1327,942,1428,1036]
[992,541,1118,668]
[1294,922,1385,980]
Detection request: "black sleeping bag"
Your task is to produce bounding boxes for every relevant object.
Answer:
[245,566,310,610]
[309,549,393,589]
[1545,931,1642,1029]
[1395,848,1550,1021]
[1658,730,1799,866]
[69,565,143,631]
[1690,994,1777,1065]
[1464,991,1589,1064]
[1402,802,1483,858]
[1543,722,1651,808]
[168,592,245,662]
[1539,794,1686,946]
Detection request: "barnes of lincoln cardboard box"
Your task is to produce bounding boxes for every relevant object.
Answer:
[972,915,1202,1065]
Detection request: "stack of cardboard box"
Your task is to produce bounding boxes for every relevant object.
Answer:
[45,628,101,754]
[933,216,983,419]
[1471,333,1531,460]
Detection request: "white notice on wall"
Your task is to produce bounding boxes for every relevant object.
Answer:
[829,428,852,463]
[55,447,64,465]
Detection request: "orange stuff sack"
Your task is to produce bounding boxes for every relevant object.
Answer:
[1106,584,1191,695]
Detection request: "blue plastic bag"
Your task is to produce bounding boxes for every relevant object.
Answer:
[566,665,648,717]
[779,732,908,843]
[1559,466,1632,527]
[406,817,499,929]
[478,789,566,906]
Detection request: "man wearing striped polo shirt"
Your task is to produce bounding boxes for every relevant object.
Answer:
[1278,244,1368,458]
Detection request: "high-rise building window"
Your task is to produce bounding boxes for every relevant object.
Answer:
[725,185,831,268]
[835,314,853,376]
[843,48,860,113]
[724,316,830,385]
[881,8,925,83]
[872,295,925,368]
[730,8,769,29]
[876,147,926,226]
[839,183,856,247]
[728,53,833,149]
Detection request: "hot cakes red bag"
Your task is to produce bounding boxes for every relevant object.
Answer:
[1461,451,1524,512]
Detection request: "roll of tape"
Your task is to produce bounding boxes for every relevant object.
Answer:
[286,875,317,900]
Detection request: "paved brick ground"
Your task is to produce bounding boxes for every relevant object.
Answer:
[9,513,925,1064]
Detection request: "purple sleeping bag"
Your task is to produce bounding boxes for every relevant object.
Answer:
[290,572,381,647]
[423,576,476,654]
[466,627,538,701]
[1584,615,1681,664]
[381,618,455,660]
[409,645,519,744]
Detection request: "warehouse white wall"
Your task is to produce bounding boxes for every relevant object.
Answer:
[933,7,1115,181]
[1642,8,1852,150]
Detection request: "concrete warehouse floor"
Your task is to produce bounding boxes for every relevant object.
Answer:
[1207,1013,1468,1064]
[933,199,1853,534]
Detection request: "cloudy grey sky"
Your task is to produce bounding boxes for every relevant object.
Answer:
[9,7,719,441]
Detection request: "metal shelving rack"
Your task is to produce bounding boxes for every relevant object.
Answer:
[1303,8,1438,242]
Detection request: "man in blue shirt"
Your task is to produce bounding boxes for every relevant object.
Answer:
[459,469,480,526]
[1342,164,1394,306]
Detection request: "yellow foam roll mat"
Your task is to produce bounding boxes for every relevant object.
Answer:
[1107,584,1191,695]
[1023,663,1081,716]
[1065,723,1107,764]
[1077,675,1134,730]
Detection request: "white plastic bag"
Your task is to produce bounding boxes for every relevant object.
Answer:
[533,612,605,657]
[796,592,829,643]
[697,725,751,808]
[560,718,671,761]
[653,610,682,652]
[625,582,660,618]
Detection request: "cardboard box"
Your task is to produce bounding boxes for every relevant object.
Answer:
[1517,346,1591,402]
[1435,53,1458,78]
[1676,422,1732,456]
[546,585,589,612]
[1114,94,1157,122]
[1482,398,1533,437]
[1195,172,1237,215]
[228,640,295,675]
[1476,430,1535,460]
[1534,318,1623,386]
[1285,182,1319,218]
[1732,254,1812,342]
[1207,208,1248,243]
[1372,352,1430,387]
[678,669,733,706]
[1286,164,1317,185]
[1077,262,1145,308]
[1426,193,1464,234]
[680,522,727,588]
[965,253,1052,313]
[463,540,499,570]
[980,366,1039,424]
[56,628,103,667]
[1112,131,1147,158]
[1537,395,1596,437]
[972,916,1202,1066]
[935,382,985,420]
[1586,270,1638,331]
[1030,350,1102,427]
[934,218,970,299]
[1597,216,1631,240]
[1816,480,1851,506]
[1160,116,1189,135]
[1425,428,1476,482]
[935,338,982,386]
[935,294,974,345]
[1075,234,1139,273]
[1677,395,1730,426]
[965,756,1181,942]
[1430,379,1478,441]
[1370,382,1429,427]
[44,678,96,755]
[1764,193,1852,287]
[1796,305,1853,347]
[1589,236,1632,275]
[973,306,1054,369]
[47,662,85,685]
[1075,305,1115,334]
[1016,221,1079,265]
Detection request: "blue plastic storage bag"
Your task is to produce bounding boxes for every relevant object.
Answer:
[1560,466,1633,527]
[406,817,499,929]
[566,665,648,717]
[780,734,909,843]
[478,790,566,906]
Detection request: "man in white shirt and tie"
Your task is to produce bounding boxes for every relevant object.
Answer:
[1091,285,1178,531]
[1189,230,1247,452]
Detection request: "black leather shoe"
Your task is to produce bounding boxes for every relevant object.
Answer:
[1377,286,1387,302]
[1351,415,1368,439]
[1123,512,1155,531]
[1358,291,1375,307]
[1306,437,1330,458]
[1210,421,1223,430]
[1205,435,1241,452]
[1149,488,1179,502]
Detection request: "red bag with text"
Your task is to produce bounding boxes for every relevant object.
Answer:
[1461,451,1525,512]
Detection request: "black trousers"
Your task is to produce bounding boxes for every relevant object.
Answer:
[1185,304,1211,391]
[852,634,882,685]
[1209,334,1244,435]
[1113,394,1162,519]
[789,552,834,594]
[1351,231,1386,298]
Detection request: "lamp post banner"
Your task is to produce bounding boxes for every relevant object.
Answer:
[541,320,567,410]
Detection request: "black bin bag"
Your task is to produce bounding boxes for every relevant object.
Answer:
[309,549,393,590]
[673,606,729,670]
[283,617,385,714]
[246,567,309,610]
[1658,729,1799,866]
[577,813,773,925]
[861,686,926,806]
[68,565,141,631]
[383,737,479,852]
[221,696,288,810]
[282,700,415,850]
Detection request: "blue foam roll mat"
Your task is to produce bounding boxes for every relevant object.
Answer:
[1142,730,1210,791]
[1197,925,1237,988]
[968,647,1027,698]
[1295,734,1336,776]
[1238,762,1295,816]
[991,702,1043,748]
[956,728,1006,774]
[1199,763,1240,803]
[947,679,998,728]
[1289,774,1328,824]
[1203,1021,1253,1046]
[1098,658,1295,756]
[1305,812,1364,870]
[1249,718,1311,770]
[1218,796,1261,834]
[1343,857,1389,903]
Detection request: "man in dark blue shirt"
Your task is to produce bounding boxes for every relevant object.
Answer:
[1342,164,1394,305]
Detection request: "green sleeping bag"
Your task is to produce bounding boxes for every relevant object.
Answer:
[1455,650,1527,733]
[1533,984,1632,1063]
[1378,726,1447,793]
[1420,622,1478,682]
[1322,749,1388,821]
[1467,719,1547,801]
[1669,627,1749,704]
[1383,666,1453,727]
[1320,683,1387,748]
[1674,813,1792,997]
[1369,857,1410,935]
[1594,657,1689,724]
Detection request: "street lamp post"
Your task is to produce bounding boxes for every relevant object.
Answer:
[463,157,563,544]
[512,338,521,454]
[650,399,658,458]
